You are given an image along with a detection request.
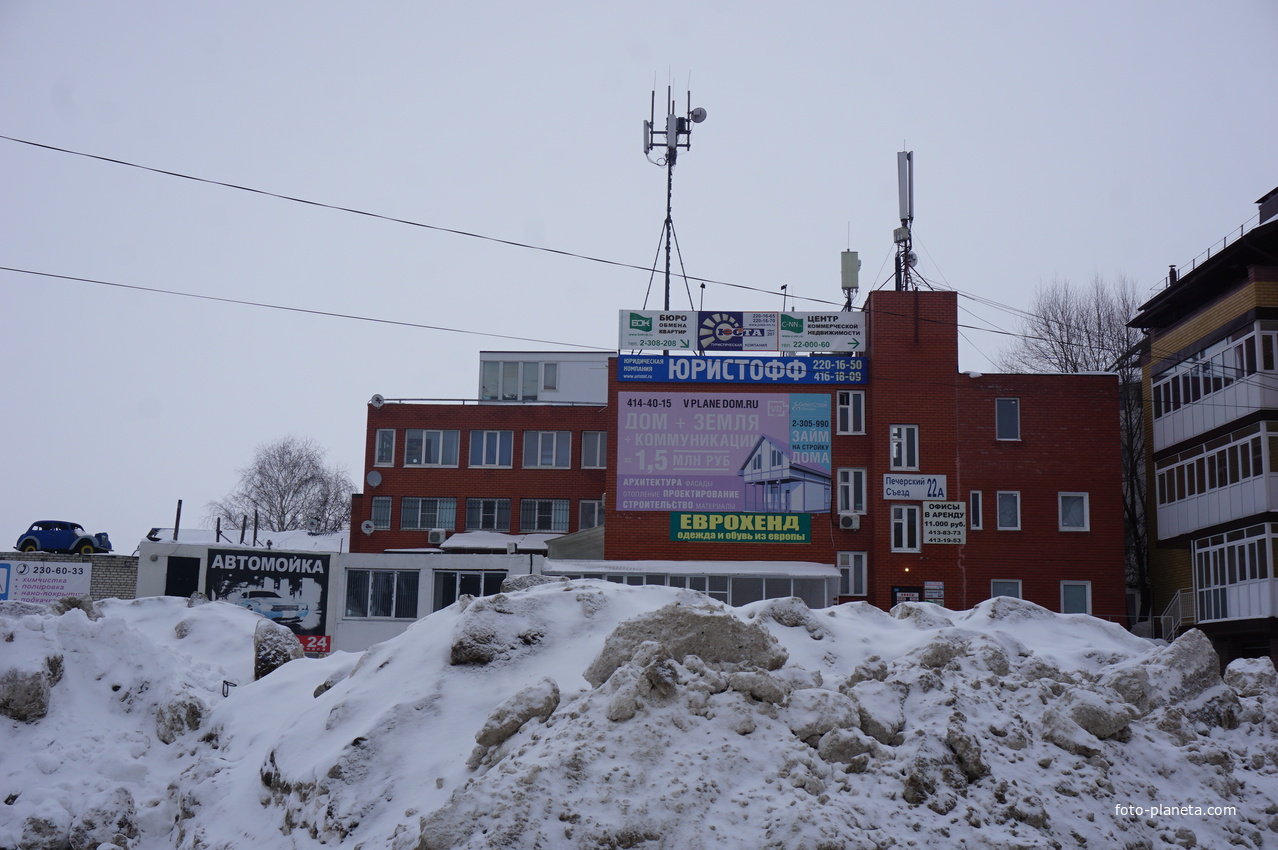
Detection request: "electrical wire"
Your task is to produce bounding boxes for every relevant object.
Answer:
[0,133,1256,373]
[0,134,840,308]
[0,265,614,350]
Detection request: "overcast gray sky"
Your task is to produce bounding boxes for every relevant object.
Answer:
[2,1,1275,550]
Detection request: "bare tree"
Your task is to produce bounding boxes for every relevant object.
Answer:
[997,275,1149,619]
[207,436,354,534]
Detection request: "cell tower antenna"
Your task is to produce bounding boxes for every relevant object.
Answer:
[643,86,707,313]
[893,150,917,291]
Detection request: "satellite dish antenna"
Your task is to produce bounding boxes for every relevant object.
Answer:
[366,470,382,488]
[690,106,707,123]
[369,394,385,408]
[360,520,375,535]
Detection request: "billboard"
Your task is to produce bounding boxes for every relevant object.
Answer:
[618,354,866,385]
[618,391,831,515]
[206,549,329,638]
[670,512,811,543]
[620,310,864,353]
[0,560,91,604]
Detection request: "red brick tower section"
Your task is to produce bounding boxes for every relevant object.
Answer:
[858,290,960,607]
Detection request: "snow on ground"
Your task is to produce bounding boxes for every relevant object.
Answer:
[3,582,1278,850]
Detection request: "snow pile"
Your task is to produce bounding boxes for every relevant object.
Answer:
[0,596,263,850]
[4,585,1278,850]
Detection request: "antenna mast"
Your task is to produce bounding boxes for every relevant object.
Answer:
[643,87,707,311]
[893,150,916,291]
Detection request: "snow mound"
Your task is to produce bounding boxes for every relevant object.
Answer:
[0,596,265,850]
[6,583,1278,850]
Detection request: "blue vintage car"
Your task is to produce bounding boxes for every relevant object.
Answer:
[14,520,112,555]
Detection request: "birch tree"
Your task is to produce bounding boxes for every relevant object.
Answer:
[208,436,354,534]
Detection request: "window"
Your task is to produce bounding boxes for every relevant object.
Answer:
[838,551,867,596]
[374,429,395,466]
[401,497,457,531]
[1060,581,1092,614]
[371,496,392,530]
[996,491,1020,530]
[1058,493,1089,531]
[990,579,1022,599]
[582,431,607,468]
[996,398,1020,440]
[580,499,605,529]
[1151,328,1262,420]
[432,571,506,612]
[465,498,511,531]
[520,498,570,532]
[891,505,920,552]
[890,425,919,470]
[970,491,983,530]
[405,429,459,467]
[837,468,867,514]
[469,430,513,467]
[836,391,865,435]
[345,569,419,619]
[1154,425,1265,507]
[523,431,571,468]
[1194,525,1273,621]
[481,360,556,401]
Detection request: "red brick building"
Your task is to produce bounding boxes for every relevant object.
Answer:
[352,292,1127,620]
[604,290,1126,620]
[351,351,610,554]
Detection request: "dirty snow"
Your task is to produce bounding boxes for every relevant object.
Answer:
[2,584,1277,849]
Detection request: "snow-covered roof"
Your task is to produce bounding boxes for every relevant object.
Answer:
[143,527,350,552]
[546,558,839,578]
[439,531,561,553]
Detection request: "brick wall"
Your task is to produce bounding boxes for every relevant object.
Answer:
[1149,277,1278,370]
[352,402,609,553]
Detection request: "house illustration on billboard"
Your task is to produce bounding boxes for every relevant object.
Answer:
[738,435,831,513]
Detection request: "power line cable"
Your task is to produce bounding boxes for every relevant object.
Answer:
[0,133,1242,371]
[0,134,840,308]
[0,265,615,350]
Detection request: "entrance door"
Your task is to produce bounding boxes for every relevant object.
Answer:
[164,556,201,597]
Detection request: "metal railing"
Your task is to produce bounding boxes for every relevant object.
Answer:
[1158,588,1196,640]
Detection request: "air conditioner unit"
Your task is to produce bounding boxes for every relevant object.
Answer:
[838,512,860,531]
[427,528,447,546]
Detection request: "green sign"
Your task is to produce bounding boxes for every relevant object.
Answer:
[628,312,653,333]
[670,512,811,543]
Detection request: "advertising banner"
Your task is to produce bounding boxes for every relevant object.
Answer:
[0,560,91,604]
[206,549,329,638]
[619,310,864,353]
[670,512,811,543]
[618,354,866,385]
[618,391,831,515]
[923,501,967,545]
